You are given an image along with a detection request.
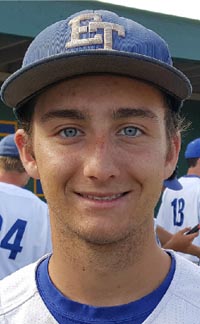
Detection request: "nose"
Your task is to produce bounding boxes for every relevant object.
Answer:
[83,138,120,182]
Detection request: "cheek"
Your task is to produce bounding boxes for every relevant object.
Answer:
[33,141,80,190]
[127,145,166,198]
[129,144,166,177]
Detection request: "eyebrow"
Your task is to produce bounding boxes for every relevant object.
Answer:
[40,109,87,123]
[113,108,158,120]
[40,107,158,123]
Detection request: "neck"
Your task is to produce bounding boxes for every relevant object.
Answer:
[187,165,200,176]
[0,171,24,187]
[49,223,171,306]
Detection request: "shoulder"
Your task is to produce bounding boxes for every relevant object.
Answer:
[0,182,33,198]
[0,257,40,307]
[148,251,200,323]
[0,255,52,322]
[179,176,200,188]
[0,182,47,208]
[167,251,200,305]
[161,187,176,201]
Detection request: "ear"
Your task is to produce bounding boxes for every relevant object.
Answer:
[15,129,40,179]
[164,133,181,179]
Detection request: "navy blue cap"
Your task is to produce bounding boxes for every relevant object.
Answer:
[164,178,182,191]
[1,9,192,111]
[184,138,200,159]
[163,165,182,190]
[0,134,19,158]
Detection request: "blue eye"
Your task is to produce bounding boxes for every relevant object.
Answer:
[120,126,140,137]
[60,128,80,137]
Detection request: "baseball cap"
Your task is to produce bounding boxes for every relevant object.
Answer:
[1,9,192,112]
[164,178,182,191]
[0,134,19,158]
[163,166,182,191]
[184,138,200,159]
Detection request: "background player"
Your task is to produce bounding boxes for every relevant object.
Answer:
[155,168,200,257]
[0,134,52,279]
[157,137,200,264]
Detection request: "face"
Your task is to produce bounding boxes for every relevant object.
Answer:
[16,75,180,245]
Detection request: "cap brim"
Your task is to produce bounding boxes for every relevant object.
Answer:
[1,50,192,109]
[164,178,183,191]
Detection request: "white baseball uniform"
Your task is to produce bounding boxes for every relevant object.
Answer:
[0,182,52,279]
[0,251,200,323]
[157,175,200,264]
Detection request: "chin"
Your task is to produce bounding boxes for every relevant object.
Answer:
[74,227,132,246]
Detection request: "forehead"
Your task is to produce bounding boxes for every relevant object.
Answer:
[34,74,166,114]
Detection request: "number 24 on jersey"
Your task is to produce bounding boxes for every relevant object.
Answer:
[0,215,27,259]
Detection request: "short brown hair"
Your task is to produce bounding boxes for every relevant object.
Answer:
[0,156,26,173]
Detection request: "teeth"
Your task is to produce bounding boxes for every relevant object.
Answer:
[83,193,122,201]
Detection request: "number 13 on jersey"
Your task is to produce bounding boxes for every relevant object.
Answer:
[171,198,185,226]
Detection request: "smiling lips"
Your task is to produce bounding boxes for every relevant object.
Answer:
[78,192,128,201]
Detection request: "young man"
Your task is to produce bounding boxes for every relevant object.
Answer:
[1,9,200,324]
[0,134,52,279]
[157,138,200,265]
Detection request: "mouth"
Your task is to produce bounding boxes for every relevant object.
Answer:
[76,192,129,202]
